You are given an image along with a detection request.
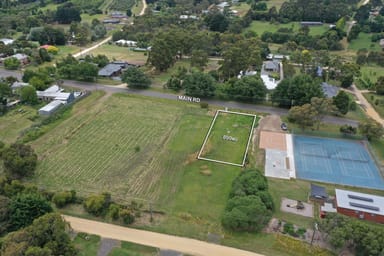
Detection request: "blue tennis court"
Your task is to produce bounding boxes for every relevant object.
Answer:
[293,135,384,190]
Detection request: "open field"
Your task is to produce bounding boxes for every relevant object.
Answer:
[0,105,37,143]
[198,111,256,166]
[267,0,287,10]
[230,3,250,17]
[31,93,212,203]
[246,21,330,36]
[361,65,384,84]
[88,44,148,65]
[363,92,384,118]
[348,33,381,51]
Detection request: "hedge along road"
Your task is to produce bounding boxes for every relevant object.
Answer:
[63,215,264,256]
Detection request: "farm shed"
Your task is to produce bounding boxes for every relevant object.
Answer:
[38,100,64,115]
[335,189,384,224]
[98,64,123,77]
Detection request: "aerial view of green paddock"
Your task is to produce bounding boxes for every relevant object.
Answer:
[1,0,384,255]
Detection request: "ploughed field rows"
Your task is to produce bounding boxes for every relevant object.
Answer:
[31,94,186,201]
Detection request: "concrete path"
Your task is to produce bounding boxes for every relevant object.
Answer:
[63,215,264,256]
[140,0,147,16]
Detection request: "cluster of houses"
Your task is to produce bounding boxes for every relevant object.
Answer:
[10,82,83,116]
[0,38,29,65]
[310,184,384,224]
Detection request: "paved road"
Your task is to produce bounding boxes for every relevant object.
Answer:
[62,79,359,127]
[0,68,358,126]
[63,215,263,256]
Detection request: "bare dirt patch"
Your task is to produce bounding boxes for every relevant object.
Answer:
[258,114,283,132]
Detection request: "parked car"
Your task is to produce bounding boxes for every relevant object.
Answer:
[281,122,288,131]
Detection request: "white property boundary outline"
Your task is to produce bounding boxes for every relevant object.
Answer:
[197,110,257,167]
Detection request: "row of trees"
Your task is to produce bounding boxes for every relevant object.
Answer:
[222,169,274,232]
[321,213,384,255]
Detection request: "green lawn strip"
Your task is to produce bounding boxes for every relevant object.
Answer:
[245,21,329,36]
[363,92,384,118]
[200,112,255,165]
[73,233,101,256]
[348,32,381,51]
[0,105,37,143]
[109,241,157,256]
[267,0,288,10]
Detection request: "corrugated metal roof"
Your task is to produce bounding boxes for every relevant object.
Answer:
[38,100,64,113]
[336,189,384,215]
[98,64,122,77]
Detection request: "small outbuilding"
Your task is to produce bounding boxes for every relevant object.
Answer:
[38,100,64,115]
[98,64,123,77]
[309,184,328,202]
[321,82,339,98]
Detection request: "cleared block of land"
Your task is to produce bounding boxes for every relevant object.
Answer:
[30,93,210,202]
[198,110,257,166]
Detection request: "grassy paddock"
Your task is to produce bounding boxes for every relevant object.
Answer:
[246,21,329,36]
[88,44,148,64]
[199,111,256,165]
[348,33,381,51]
[31,93,210,203]
[0,105,37,143]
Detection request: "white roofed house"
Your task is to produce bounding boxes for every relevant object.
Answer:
[37,85,74,103]
[0,38,14,45]
[335,189,384,223]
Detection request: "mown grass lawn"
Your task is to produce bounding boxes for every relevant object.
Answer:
[199,112,256,165]
[348,32,381,51]
[73,233,100,256]
[89,44,148,64]
[246,21,329,37]
[360,65,384,84]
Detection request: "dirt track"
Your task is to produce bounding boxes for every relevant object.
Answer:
[63,215,264,256]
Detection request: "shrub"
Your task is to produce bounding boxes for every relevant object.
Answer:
[120,209,135,224]
[83,192,111,216]
[52,190,76,208]
[108,204,120,220]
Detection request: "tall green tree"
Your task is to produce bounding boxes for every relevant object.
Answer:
[9,193,52,230]
[333,91,350,115]
[375,76,384,95]
[272,74,324,107]
[20,86,38,105]
[0,82,11,115]
[148,37,175,72]
[288,104,317,130]
[222,195,271,232]
[225,76,267,102]
[4,57,21,70]
[311,97,335,129]
[190,50,208,70]
[1,143,38,179]
[1,213,77,256]
[183,72,216,97]
[122,67,151,89]
[358,119,384,141]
